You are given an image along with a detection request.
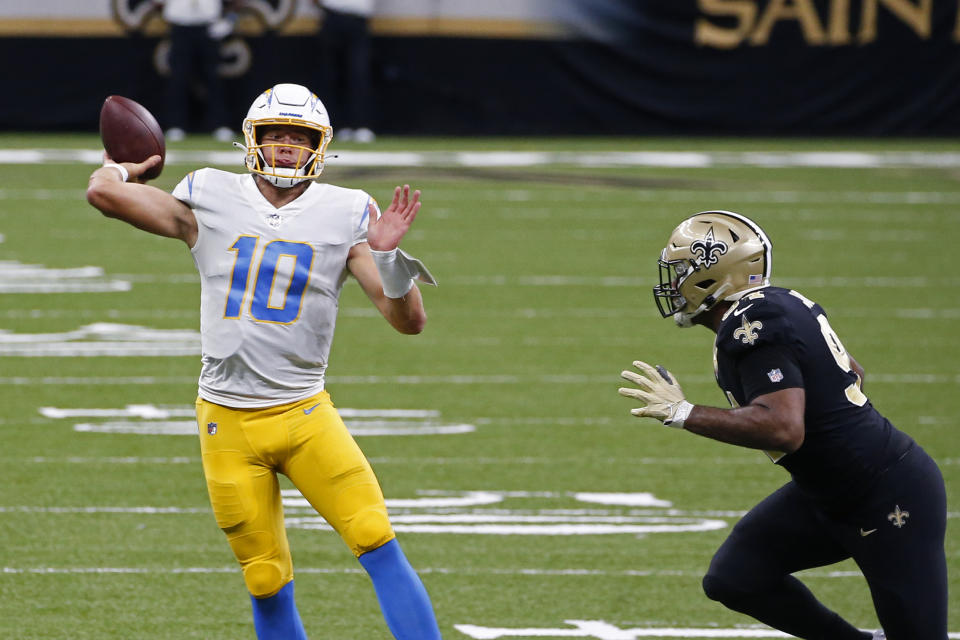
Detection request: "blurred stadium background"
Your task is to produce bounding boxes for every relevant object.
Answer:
[0,1,957,639]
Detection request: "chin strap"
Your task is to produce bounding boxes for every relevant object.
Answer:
[674,282,733,328]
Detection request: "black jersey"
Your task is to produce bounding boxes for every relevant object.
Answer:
[714,286,914,510]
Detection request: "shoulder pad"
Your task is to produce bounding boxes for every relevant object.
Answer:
[717,291,792,355]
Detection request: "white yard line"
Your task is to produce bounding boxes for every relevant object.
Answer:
[15,455,960,467]
[2,373,958,385]
[5,148,960,169]
[0,565,869,579]
[5,307,960,321]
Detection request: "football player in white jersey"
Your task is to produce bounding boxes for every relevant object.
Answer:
[87,83,442,640]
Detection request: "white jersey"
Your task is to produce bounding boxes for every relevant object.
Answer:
[172,169,372,408]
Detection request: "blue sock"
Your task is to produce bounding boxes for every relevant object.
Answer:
[358,539,442,639]
[250,580,308,640]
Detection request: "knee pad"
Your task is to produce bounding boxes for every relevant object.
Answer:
[244,560,287,599]
[345,506,394,555]
[334,479,394,555]
[702,573,730,603]
[227,530,292,598]
[703,572,757,608]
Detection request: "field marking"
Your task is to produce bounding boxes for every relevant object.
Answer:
[2,309,196,320]
[5,307,960,321]
[38,404,474,437]
[0,489,730,536]
[0,504,727,536]
[11,273,960,289]
[18,455,960,467]
[0,260,130,293]
[28,456,196,464]
[7,148,960,169]
[27,400,960,441]
[5,187,960,208]
[0,323,201,357]
[69,420,476,436]
[3,373,958,386]
[455,621,798,638]
[452,621,960,639]
[0,566,874,579]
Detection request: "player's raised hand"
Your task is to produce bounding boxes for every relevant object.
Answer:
[367,185,422,251]
[618,360,694,428]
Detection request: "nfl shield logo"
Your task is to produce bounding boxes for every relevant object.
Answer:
[207,422,218,435]
[767,368,784,383]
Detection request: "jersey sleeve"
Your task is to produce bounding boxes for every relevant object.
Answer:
[716,295,794,360]
[170,169,207,208]
[737,343,804,402]
[352,191,377,246]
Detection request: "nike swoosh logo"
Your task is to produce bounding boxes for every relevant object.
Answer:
[859,528,877,537]
[303,403,322,415]
[733,304,754,317]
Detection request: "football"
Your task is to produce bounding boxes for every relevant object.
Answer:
[99,95,165,180]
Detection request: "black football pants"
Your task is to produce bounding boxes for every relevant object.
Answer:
[702,445,947,640]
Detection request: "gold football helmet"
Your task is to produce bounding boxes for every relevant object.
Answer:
[654,211,772,327]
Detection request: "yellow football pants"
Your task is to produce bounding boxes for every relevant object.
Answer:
[195,391,395,598]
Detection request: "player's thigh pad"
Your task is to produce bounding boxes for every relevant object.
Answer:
[196,398,293,598]
[284,394,395,556]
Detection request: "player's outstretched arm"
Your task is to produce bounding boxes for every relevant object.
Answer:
[348,242,427,335]
[619,360,805,453]
[347,184,437,334]
[86,154,197,246]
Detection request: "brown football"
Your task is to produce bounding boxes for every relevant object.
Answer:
[99,95,165,180]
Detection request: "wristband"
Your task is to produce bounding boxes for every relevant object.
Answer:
[663,400,694,429]
[103,163,129,183]
[370,248,416,298]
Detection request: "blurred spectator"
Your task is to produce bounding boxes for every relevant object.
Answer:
[314,0,376,143]
[156,0,236,142]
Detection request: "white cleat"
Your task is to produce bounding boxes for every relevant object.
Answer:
[872,631,886,640]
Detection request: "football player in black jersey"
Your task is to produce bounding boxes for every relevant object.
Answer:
[618,211,947,640]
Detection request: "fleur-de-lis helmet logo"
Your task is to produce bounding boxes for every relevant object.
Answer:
[690,227,728,269]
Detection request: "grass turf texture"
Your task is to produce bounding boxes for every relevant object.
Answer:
[0,135,957,639]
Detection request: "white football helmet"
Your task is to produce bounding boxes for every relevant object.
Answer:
[653,210,772,327]
[240,83,333,188]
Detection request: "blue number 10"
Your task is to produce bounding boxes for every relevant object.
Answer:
[225,236,314,323]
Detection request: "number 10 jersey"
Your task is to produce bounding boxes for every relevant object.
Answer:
[173,168,372,408]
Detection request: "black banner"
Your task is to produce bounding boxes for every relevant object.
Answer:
[2,0,958,136]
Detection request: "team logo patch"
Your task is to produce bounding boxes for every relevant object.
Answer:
[207,422,218,435]
[733,315,763,346]
[690,227,728,269]
[887,504,910,528]
[767,368,784,383]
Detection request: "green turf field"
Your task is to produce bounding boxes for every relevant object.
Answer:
[0,135,957,639]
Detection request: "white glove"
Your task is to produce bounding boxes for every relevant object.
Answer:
[618,360,694,428]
